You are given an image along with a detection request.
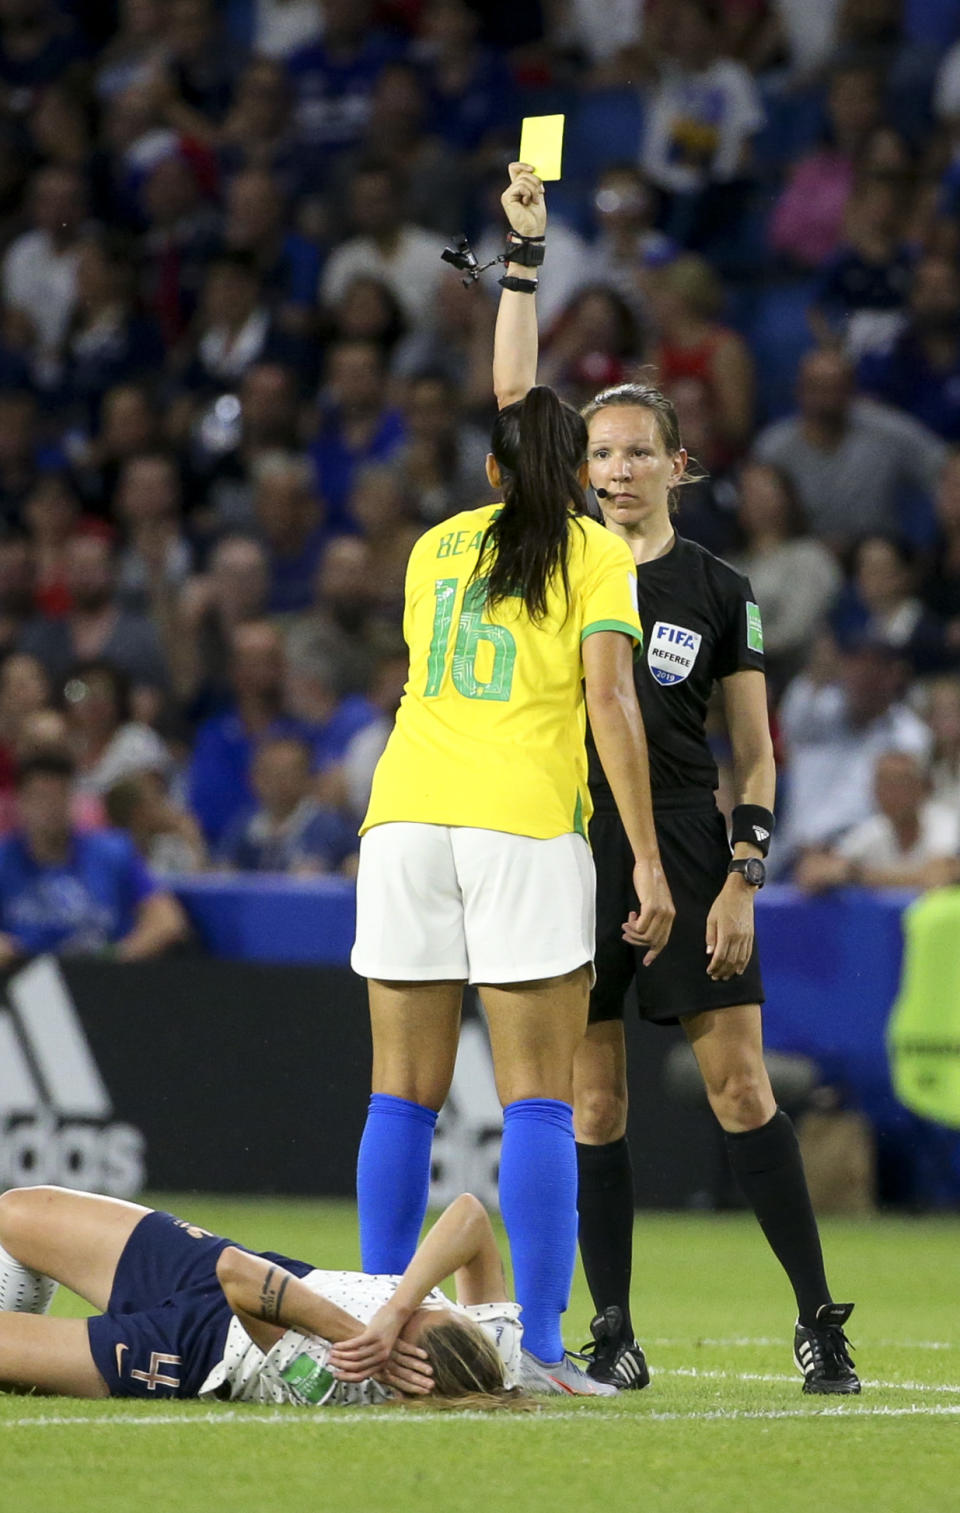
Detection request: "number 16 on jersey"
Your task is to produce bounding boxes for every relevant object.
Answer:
[424,578,518,702]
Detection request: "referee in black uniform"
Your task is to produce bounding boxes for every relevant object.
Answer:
[493,162,859,1397]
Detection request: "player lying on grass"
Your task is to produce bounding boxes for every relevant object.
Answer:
[0,1187,527,1407]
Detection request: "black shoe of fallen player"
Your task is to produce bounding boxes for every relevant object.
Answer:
[794,1303,861,1395]
[580,1306,650,1391]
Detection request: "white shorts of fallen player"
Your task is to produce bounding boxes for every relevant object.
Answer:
[352,822,596,986]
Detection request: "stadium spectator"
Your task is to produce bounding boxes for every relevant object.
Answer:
[113,452,193,617]
[71,382,163,515]
[137,151,220,349]
[590,165,673,318]
[251,452,327,614]
[391,274,494,416]
[413,0,517,152]
[319,648,408,824]
[331,62,464,239]
[19,533,169,692]
[923,674,960,810]
[539,286,646,413]
[176,252,303,403]
[63,660,171,798]
[283,639,378,777]
[752,349,946,548]
[187,618,296,845]
[0,651,50,797]
[640,0,765,253]
[169,534,270,713]
[149,0,246,143]
[22,474,87,619]
[776,636,933,869]
[188,360,304,538]
[0,0,88,110]
[309,339,407,526]
[55,232,164,435]
[0,391,47,524]
[94,0,168,101]
[830,534,952,675]
[322,275,408,367]
[346,463,420,616]
[808,172,915,359]
[397,371,490,523]
[0,533,36,659]
[768,64,883,271]
[645,253,755,462]
[921,449,960,645]
[104,767,207,875]
[319,161,444,335]
[286,0,405,160]
[1,166,88,367]
[0,748,189,965]
[220,169,321,340]
[795,749,960,894]
[217,733,357,875]
[858,255,960,442]
[217,56,304,193]
[730,461,842,696]
[282,537,379,694]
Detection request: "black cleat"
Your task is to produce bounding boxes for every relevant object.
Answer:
[794,1303,861,1395]
[579,1306,650,1391]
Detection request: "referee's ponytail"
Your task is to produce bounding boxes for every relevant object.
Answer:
[480,385,587,622]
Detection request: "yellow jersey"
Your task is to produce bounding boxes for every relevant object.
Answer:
[362,504,642,840]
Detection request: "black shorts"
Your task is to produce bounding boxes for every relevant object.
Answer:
[589,800,765,1026]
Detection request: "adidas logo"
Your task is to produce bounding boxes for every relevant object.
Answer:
[0,955,145,1195]
[752,826,770,844]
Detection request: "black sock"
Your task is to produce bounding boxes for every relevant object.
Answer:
[576,1137,635,1341]
[724,1108,832,1328]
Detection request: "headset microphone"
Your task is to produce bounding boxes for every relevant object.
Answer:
[594,487,610,499]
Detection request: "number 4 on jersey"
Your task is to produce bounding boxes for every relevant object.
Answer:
[424,578,517,701]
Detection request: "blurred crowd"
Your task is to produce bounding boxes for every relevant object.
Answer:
[1,0,960,959]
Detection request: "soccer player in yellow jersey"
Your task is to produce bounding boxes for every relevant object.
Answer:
[351,183,674,1398]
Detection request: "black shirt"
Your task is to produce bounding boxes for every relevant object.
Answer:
[587,534,765,811]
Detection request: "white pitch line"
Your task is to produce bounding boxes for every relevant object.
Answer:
[660,1367,960,1394]
[4,1404,960,1428]
[647,1338,957,1351]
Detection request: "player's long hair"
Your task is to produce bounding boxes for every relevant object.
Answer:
[400,1318,533,1413]
[477,385,587,622]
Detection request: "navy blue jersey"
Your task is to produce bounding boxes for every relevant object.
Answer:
[587,533,765,809]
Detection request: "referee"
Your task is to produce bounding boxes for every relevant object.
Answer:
[494,163,860,1398]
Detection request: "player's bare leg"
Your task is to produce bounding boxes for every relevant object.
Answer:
[682,1002,775,1131]
[367,979,463,1110]
[0,1186,150,1312]
[0,1314,108,1397]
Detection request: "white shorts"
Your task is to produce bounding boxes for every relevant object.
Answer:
[351,823,596,985]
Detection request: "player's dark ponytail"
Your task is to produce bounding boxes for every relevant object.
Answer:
[479,386,587,622]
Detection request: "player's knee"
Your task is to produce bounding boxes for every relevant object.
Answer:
[705,1067,773,1129]
[575,1086,628,1144]
[0,1185,60,1247]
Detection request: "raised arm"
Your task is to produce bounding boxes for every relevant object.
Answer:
[326,1194,506,1382]
[492,163,545,409]
[583,630,675,963]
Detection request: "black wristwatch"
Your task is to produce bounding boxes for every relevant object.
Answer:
[728,857,766,888]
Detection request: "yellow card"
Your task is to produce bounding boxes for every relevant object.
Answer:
[519,114,565,181]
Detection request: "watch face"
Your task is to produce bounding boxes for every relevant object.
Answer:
[744,859,765,886]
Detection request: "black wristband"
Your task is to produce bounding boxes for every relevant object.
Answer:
[731,804,775,857]
[504,231,545,268]
[498,274,538,294]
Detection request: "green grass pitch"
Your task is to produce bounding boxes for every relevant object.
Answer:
[3,1196,958,1513]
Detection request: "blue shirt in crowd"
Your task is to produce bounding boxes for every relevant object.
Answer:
[0,830,156,956]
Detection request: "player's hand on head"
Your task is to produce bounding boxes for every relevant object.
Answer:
[327,1305,412,1381]
[623,859,675,966]
[502,162,546,240]
[379,1339,435,1397]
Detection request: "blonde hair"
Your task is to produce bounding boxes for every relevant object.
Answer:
[401,1318,534,1413]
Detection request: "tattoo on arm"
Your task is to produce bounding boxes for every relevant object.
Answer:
[257,1266,291,1324]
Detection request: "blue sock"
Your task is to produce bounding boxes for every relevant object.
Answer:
[499,1098,577,1363]
[357,1093,438,1273]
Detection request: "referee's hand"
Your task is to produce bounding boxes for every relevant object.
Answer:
[624,859,675,966]
[502,162,546,239]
